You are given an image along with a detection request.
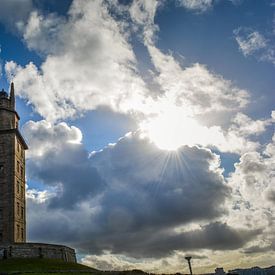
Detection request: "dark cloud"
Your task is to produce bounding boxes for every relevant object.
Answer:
[79,222,261,258]
[0,0,33,32]
[88,134,230,233]
[243,245,272,254]
[27,142,106,209]
[266,189,275,203]
[25,126,259,258]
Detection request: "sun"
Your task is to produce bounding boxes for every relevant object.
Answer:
[140,106,206,151]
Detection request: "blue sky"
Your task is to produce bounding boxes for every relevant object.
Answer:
[0,0,275,272]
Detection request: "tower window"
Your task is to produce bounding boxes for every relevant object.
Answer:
[21,207,24,219]
[0,164,4,174]
[0,144,4,155]
[17,224,20,239]
[21,228,24,240]
[17,181,20,193]
[17,202,20,216]
[21,185,24,197]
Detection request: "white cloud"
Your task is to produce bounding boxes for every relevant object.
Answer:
[6,0,150,121]
[129,0,159,26]
[226,134,275,253]
[22,11,66,55]
[147,46,250,114]
[27,188,55,203]
[234,28,267,56]
[22,120,82,158]
[176,0,214,12]
[229,112,274,137]
[5,0,268,156]
[129,0,160,44]
[138,44,262,154]
[234,27,275,65]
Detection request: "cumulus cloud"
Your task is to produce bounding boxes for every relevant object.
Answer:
[22,120,82,158]
[146,46,249,115]
[129,0,275,154]
[225,134,275,256]
[22,11,66,55]
[23,120,105,208]
[229,141,275,207]
[138,43,265,154]
[229,112,273,137]
[6,0,150,121]
[23,120,261,260]
[4,0,269,156]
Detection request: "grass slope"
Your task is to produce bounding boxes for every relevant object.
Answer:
[0,258,97,274]
[0,259,154,275]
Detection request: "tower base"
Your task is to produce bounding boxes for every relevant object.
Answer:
[0,243,76,263]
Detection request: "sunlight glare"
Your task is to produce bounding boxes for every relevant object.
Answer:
[140,106,219,151]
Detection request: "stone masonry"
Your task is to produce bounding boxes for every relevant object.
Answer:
[0,83,27,244]
[0,84,77,263]
[0,243,76,262]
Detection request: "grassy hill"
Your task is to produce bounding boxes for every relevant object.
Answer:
[0,258,97,274]
[0,259,153,275]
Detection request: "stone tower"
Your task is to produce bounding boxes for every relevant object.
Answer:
[0,83,28,243]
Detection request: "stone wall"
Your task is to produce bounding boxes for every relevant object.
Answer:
[0,243,76,263]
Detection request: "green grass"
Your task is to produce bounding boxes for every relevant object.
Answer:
[0,259,153,275]
[0,258,97,273]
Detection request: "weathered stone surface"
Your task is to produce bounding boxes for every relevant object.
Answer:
[0,84,77,263]
[0,85,26,243]
[0,243,76,263]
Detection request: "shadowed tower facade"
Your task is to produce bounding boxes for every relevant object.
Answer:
[0,83,28,243]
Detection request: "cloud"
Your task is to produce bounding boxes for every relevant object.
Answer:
[138,44,264,154]
[23,120,105,208]
[176,0,214,12]
[229,113,273,137]
[128,1,274,154]
[234,27,275,65]
[81,252,209,273]
[22,11,67,55]
[5,0,150,121]
[22,120,82,158]
[229,136,275,206]
[228,146,275,222]
[79,221,260,258]
[24,120,263,259]
[4,0,268,156]
[147,46,250,115]
[0,0,33,32]
[243,245,273,254]
[234,28,267,56]
[225,134,275,256]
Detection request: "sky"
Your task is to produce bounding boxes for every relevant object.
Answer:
[0,0,275,273]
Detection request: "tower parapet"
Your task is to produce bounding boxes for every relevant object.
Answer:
[0,83,20,131]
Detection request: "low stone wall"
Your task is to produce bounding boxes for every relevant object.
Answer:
[0,242,76,263]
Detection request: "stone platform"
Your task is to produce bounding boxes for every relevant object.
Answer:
[0,243,76,263]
